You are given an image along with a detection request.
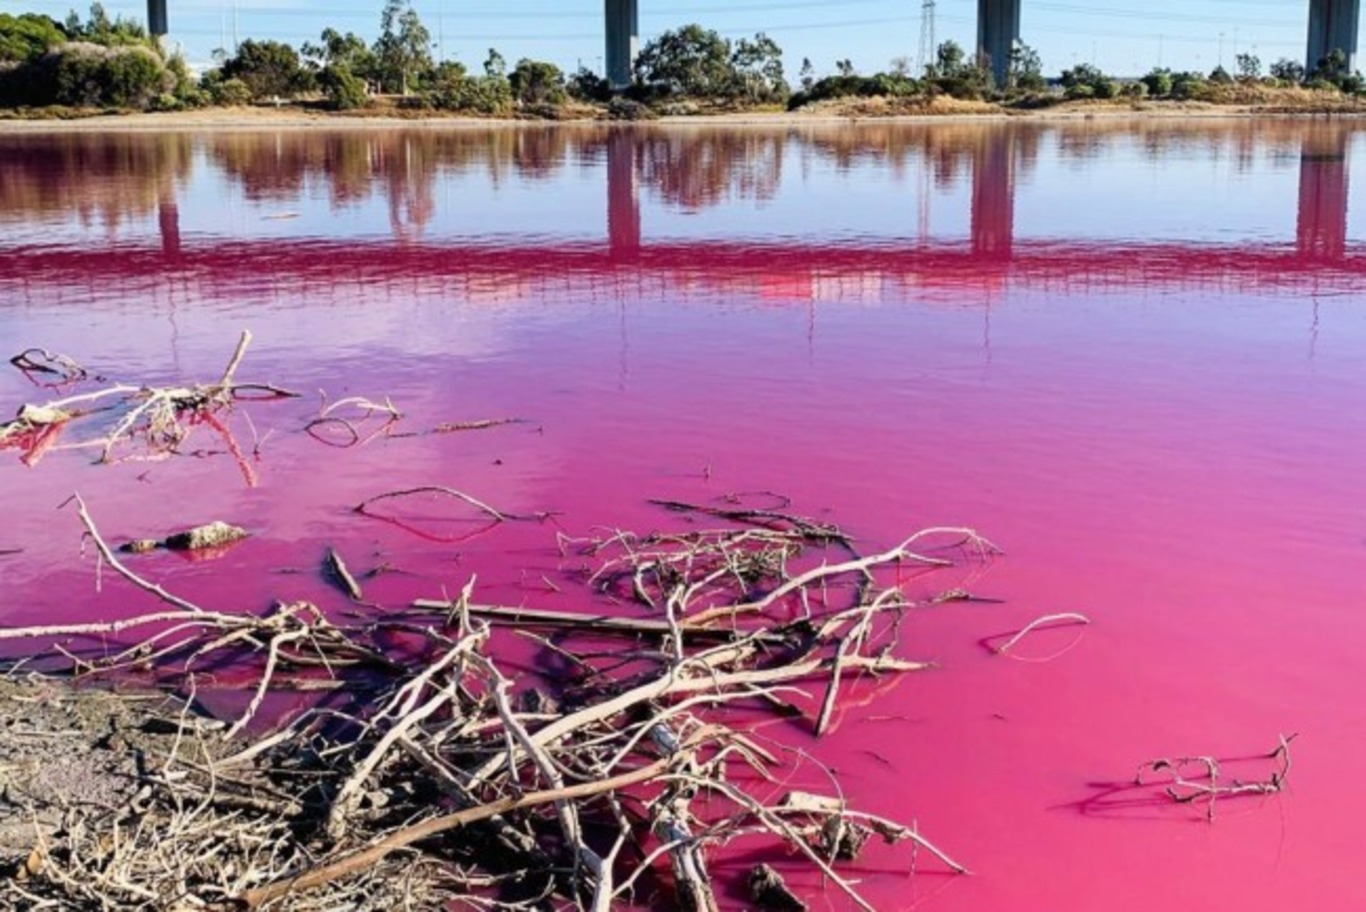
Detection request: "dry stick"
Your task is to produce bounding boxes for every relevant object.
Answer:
[814,589,899,737]
[470,639,925,786]
[355,486,516,523]
[410,599,737,640]
[240,751,685,909]
[70,495,210,616]
[222,629,308,741]
[994,613,1091,655]
[325,640,477,841]
[669,773,878,912]
[325,547,364,602]
[477,656,609,907]
[217,330,253,391]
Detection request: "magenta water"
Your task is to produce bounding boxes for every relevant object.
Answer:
[2,122,1365,910]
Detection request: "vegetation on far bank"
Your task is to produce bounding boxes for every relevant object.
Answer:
[2,2,1365,122]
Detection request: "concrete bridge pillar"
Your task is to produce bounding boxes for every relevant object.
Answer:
[977,0,1021,88]
[605,0,639,89]
[147,0,167,36]
[1306,0,1360,72]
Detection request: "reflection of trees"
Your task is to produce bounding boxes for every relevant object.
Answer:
[1054,119,1306,164]
[635,130,783,210]
[208,128,611,239]
[0,133,192,233]
[1,122,1359,244]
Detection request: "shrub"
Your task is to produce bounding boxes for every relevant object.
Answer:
[319,63,367,110]
[1094,79,1122,99]
[567,66,611,102]
[1063,83,1095,100]
[207,75,253,106]
[53,42,168,108]
[606,96,655,120]
[509,58,565,106]
[433,74,511,114]
[1141,68,1173,97]
[1170,71,1209,100]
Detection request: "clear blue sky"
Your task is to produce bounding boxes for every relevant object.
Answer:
[4,0,1340,77]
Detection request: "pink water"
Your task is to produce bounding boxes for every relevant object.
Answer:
[2,121,1365,910]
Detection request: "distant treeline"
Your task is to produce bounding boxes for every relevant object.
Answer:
[1,2,1363,116]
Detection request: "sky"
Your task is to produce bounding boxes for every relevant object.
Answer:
[2,0,1344,78]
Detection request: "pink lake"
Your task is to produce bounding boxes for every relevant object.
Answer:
[1,121,1365,910]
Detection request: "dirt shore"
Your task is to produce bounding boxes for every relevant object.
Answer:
[0,677,212,868]
[0,100,1361,132]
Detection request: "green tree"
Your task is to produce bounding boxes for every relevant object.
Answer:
[926,41,990,99]
[509,58,564,105]
[303,27,376,86]
[932,41,965,75]
[799,56,814,91]
[64,3,152,50]
[1235,52,1261,82]
[0,13,65,62]
[835,58,855,77]
[1312,47,1349,84]
[374,0,431,94]
[221,39,309,99]
[1008,41,1044,91]
[1208,64,1233,84]
[1269,58,1304,84]
[483,47,506,79]
[632,24,734,98]
[730,32,785,101]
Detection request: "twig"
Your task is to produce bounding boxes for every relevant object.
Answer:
[993,613,1091,655]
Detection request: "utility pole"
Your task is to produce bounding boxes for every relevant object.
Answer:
[917,0,937,72]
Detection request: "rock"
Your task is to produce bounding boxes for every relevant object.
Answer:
[164,521,249,551]
[747,864,806,912]
[119,539,161,554]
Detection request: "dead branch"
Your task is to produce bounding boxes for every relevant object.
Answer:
[993,613,1092,655]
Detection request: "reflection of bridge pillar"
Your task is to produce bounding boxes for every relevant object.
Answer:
[971,132,1015,259]
[158,198,181,258]
[977,0,1021,88]
[147,0,167,36]
[1306,0,1360,71]
[1297,127,1350,260]
[605,0,639,89]
[607,130,641,256]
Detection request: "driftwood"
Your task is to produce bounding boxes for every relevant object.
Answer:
[0,331,297,466]
[1136,734,1297,821]
[0,498,983,911]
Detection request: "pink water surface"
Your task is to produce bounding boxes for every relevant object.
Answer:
[2,122,1365,910]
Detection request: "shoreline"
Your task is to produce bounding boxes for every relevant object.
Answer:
[1,102,1363,132]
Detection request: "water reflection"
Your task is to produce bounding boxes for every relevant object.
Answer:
[0,122,1360,291]
[1297,123,1350,261]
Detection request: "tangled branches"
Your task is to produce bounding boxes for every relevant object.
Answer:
[0,331,296,466]
[0,498,996,911]
[1136,734,1298,821]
